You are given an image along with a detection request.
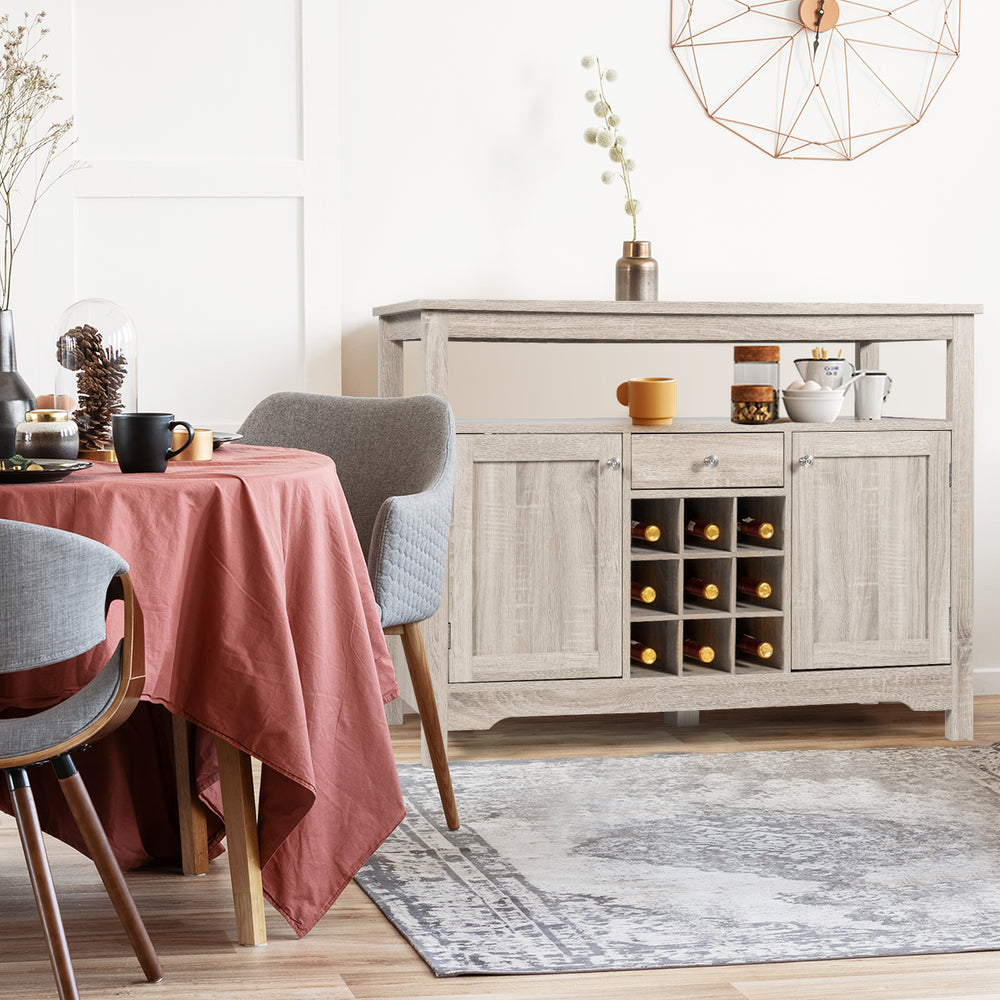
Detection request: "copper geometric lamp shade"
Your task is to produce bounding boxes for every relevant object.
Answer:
[670,0,960,160]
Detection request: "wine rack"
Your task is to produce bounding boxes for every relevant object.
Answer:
[629,495,785,678]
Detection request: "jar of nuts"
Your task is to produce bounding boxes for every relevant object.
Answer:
[731,384,777,424]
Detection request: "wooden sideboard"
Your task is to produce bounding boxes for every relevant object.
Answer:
[374,301,978,743]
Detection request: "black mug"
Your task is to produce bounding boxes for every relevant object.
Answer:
[112,412,194,473]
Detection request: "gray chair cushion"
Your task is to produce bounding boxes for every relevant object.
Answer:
[0,520,128,673]
[239,393,455,627]
[0,643,123,758]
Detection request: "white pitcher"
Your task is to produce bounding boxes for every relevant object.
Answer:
[853,371,893,420]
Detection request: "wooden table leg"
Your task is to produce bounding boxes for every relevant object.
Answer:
[214,737,267,946]
[171,715,209,876]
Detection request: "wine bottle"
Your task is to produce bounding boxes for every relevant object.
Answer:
[738,634,774,659]
[737,576,772,599]
[685,577,719,600]
[738,516,775,540]
[630,639,657,665]
[631,519,661,543]
[682,638,715,663]
[631,582,656,604]
[686,519,720,542]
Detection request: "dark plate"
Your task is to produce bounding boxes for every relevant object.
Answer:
[0,459,93,484]
[212,432,243,450]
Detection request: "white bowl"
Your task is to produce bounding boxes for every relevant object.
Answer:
[782,389,844,423]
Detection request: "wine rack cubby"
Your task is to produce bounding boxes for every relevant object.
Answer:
[629,495,784,678]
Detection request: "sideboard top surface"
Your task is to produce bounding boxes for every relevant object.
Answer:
[374,299,983,319]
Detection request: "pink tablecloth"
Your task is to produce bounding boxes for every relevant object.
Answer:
[0,444,404,936]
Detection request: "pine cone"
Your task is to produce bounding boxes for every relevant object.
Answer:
[60,323,128,449]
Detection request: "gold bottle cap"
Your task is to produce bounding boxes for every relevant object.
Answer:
[756,581,772,599]
[636,585,656,604]
[639,646,656,664]
[704,523,720,541]
[758,522,775,539]
[703,583,719,600]
[698,645,715,663]
[25,408,70,422]
[643,525,661,542]
[757,641,774,658]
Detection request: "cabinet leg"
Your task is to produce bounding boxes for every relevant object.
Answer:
[665,710,700,728]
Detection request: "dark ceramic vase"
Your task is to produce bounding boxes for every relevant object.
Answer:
[0,310,37,458]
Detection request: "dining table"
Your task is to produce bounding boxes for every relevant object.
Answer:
[0,443,405,940]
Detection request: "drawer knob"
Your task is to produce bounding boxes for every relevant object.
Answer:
[798,454,814,468]
[703,454,719,468]
[606,457,622,471]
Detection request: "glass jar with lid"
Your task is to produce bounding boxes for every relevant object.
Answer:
[15,409,79,459]
[733,345,780,392]
[731,384,778,424]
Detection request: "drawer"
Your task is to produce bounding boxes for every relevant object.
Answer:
[631,433,784,489]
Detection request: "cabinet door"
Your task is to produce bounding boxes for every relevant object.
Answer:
[791,431,950,670]
[450,434,623,683]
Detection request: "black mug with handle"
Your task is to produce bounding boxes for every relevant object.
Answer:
[112,412,194,473]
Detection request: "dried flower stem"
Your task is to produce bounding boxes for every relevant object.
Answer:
[0,12,80,310]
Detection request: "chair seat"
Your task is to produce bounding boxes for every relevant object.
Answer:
[0,645,122,759]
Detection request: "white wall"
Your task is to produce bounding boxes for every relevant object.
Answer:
[9,1,1000,690]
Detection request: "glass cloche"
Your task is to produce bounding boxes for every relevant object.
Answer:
[54,299,137,455]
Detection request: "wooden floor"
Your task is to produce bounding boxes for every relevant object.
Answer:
[4,698,1000,999]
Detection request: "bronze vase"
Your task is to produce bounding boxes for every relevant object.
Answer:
[0,309,36,457]
[615,240,658,301]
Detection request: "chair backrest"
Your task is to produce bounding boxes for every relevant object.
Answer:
[0,519,129,673]
[239,392,455,557]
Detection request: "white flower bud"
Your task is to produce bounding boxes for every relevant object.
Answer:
[607,113,621,127]
[626,159,637,171]
[601,171,616,184]
[584,89,598,102]
[609,146,623,162]
[581,55,595,68]
[625,199,641,215]
[583,127,599,144]
[593,101,610,117]
[616,133,627,146]
[596,129,614,147]
[604,68,618,81]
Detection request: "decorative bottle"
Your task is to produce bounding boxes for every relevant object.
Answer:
[0,310,35,458]
[631,520,661,543]
[683,639,715,663]
[630,639,657,665]
[615,241,658,301]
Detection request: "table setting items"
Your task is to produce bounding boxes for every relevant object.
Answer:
[853,371,893,420]
[112,412,194,472]
[731,345,780,424]
[783,347,873,422]
[616,377,676,425]
[169,426,213,461]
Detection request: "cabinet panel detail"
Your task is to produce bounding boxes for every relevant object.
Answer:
[791,431,951,670]
[450,434,623,683]
[632,433,784,489]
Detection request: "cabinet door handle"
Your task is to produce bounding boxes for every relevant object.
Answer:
[798,454,814,468]
[704,454,719,467]
[606,457,622,471]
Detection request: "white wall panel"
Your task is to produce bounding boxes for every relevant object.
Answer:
[73,2,300,160]
[74,196,301,428]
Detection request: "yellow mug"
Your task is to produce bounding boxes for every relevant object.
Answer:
[616,377,677,426]
[170,426,214,461]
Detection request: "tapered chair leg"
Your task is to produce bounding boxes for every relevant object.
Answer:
[5,768,80,1000]
[390,621,460,829]
[52,755,163,983]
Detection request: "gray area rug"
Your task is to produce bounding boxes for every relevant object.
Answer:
[355,744,1000,976]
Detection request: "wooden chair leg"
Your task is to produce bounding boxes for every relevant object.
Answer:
[5,767,80,1000]
[52,756,163,983]
[171,714,210,876]
[391,621,460,830]
[215,737,267,946]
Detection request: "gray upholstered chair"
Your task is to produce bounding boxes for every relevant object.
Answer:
[0,519,162,999]
[239,392,459,829]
